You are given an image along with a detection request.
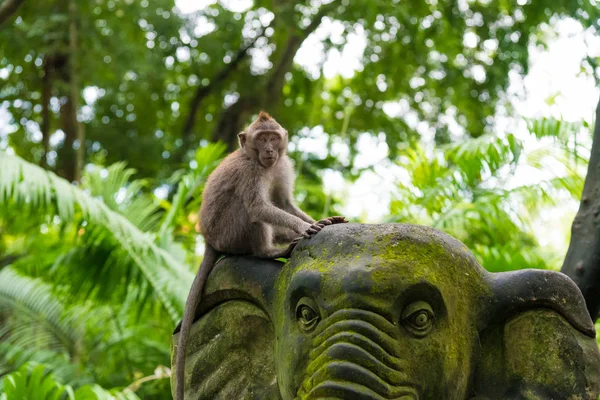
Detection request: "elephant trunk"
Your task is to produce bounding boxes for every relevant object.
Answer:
[295,309,418,400]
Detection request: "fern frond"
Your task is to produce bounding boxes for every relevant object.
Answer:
[444,133,522,184]
[0,268,79,352]
[0,152,193,323]
[0,363,141,400]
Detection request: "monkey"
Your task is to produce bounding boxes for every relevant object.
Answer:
[174,111,347,400]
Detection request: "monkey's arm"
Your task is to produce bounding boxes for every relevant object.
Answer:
[286,203,315,224]
[246,189,316,235]
[251,202,312,234]
[273,161,316,223]
[241,165,321,236]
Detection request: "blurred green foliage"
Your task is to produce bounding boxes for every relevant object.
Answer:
[1,0,598,178]
[0,147,224,398]
[0,363,141,400]
[0,0,599,397]
[388,117,588,272]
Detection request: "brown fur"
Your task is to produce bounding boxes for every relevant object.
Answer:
[174,112,336,400]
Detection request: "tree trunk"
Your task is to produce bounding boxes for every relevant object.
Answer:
[211,96,258,148]
[69,0,83,182]
[0,0,25,26]
[58,95,77,182]
[56,0,83,182]
[176,29,269,163]
[40,56,52,169]
[561,96,600,322]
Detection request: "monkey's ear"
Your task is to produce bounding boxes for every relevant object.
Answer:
[237,132,247,148]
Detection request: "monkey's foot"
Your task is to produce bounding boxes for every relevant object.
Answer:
[317,216,348,225]
[278,237,302,258]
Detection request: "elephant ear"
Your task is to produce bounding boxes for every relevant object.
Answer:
[171,256,284,400]
[472,269,600,399]
[485,269,595,337]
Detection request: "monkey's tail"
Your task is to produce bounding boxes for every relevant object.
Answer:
[175,244,220,400]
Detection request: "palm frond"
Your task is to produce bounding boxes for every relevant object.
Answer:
[472,242,551,272]
[1,363,70,399]
[525,117,583,143]
[157,143,226,251]
[1,363,141,400]
[0,267,172,389]
[0,268,89,385]
[83,163,162,232]
[0,268,79,355]
[444,133,522,185]
[389,133,567,272]
[0,152,192,323]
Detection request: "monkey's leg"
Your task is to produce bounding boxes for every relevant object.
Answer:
[273,226,298,244]
[272,220,341,258]
[253,222,327,259]
[251,222,296,259]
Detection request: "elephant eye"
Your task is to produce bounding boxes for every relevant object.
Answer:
[401,301,434,337]
[295,297,320,332]
[411,311,430,327]
[300,306,316,321]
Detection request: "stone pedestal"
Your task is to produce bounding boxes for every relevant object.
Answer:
[171,224,600,399]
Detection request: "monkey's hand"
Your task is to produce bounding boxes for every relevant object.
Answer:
[282,217,346,258]
[317,216,348,225]
[300,216,348,237]
[281,217,347,258]
[301,222,326,238]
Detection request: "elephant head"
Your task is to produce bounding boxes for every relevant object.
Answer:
[171,224,600,399]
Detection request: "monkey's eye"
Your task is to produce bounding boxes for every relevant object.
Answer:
[401,301,434,337]
[295,297,320,332]
[259,136,267,142]
[270,135,278,142]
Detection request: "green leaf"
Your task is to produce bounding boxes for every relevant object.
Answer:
[0,152,193,323]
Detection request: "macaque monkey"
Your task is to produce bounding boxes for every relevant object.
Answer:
[174,111,346,400]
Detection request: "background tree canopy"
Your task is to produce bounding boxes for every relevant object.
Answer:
[0,0,599,398]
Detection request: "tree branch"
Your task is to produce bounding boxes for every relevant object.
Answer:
[266,1,338,101]
[210,95,258,147]
[0,254,23,268]
[0,0,25,27]
[211,1,339,149]
[176,27,268,163]
[561,95,600,321]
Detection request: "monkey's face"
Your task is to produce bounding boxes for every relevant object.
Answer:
[251,131,286,168]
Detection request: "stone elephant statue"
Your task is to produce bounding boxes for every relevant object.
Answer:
[171,224,600,399]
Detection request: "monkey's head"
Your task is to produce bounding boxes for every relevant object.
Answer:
[238,111,288,168]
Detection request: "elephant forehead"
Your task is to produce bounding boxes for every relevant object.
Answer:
[290,253,481,297]
[284,224,492,316]
[289,223,487,284]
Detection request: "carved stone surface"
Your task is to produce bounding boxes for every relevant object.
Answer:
[171,223,600,399]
